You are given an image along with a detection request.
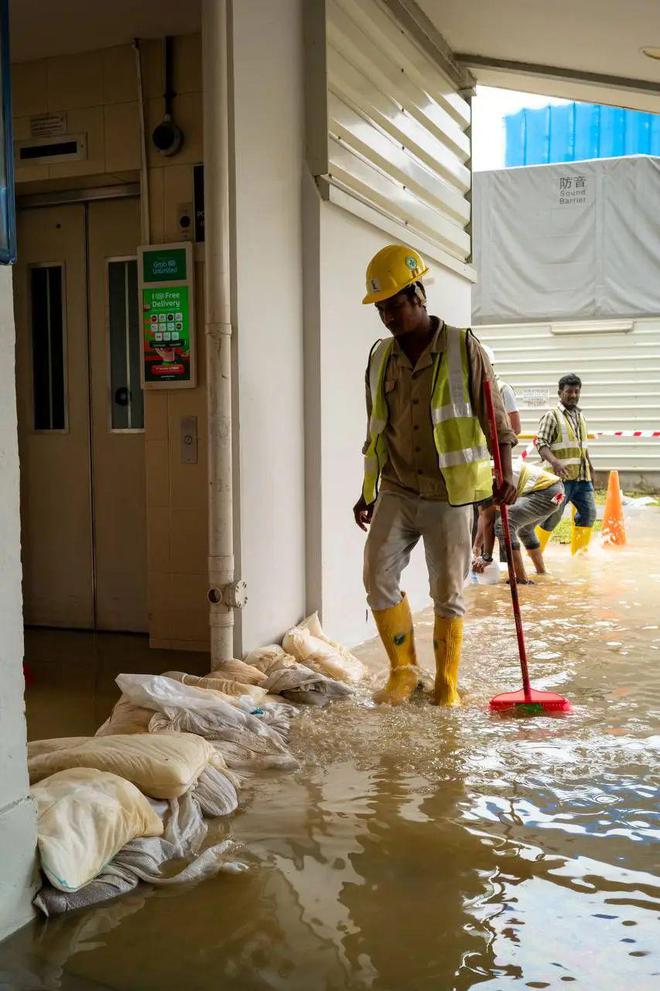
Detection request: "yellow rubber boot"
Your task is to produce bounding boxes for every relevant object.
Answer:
[433,615,463,707]
[571,524,593,556]
[535,526,553,553]
[372,594,420,705]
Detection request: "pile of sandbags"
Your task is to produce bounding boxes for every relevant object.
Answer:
[115,672,298,771]
[30,612,363,914]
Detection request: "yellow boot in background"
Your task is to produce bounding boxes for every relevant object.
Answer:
[535,526,553,553]
[372,593,420,705]
[571,524,593,556]
[433,615,463,707]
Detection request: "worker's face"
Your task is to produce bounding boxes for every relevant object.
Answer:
[559,383,581,408]
[375,291,425,337]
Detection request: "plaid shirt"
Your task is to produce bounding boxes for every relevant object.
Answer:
[536,404,590,481]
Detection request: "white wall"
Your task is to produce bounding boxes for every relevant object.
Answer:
[0,267,38,939]
[231,0,306,652]
[230,1,474,653]
[307,189,473,647]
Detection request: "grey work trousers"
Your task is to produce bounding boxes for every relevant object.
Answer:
[494,481,565,550]
[363,491,472,618]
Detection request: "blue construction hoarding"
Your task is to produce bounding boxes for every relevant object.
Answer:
[505,102,660,168]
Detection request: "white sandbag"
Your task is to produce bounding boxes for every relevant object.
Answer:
[162,670,268,704]
[194,765,239,817]
[95,695,153,737]
[34,870,141,917]
[256,700,297,734]
[147,705,289,749]
[208,658,268,685]
[118,675,287,757]
[28,737,89,758]
[116,673,257,715]
[282,613,365,684]
[245,644,297,674]
[265,676,351,707]
[149,709,298,771]
[209,737,299,772]
[28,733,218,800]
[245,644,352,706]
[32,767,163,892]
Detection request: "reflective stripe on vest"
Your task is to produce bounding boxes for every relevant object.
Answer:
[549,407,587,466]
[362,327,492,506]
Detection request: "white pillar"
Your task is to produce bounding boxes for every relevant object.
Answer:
[0,265,38,937]
[202,0,243,665]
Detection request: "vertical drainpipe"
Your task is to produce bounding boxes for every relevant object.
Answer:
[132,39,151,246]
[202,0,247,667]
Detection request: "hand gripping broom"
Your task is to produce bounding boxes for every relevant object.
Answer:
[484,380,571,715]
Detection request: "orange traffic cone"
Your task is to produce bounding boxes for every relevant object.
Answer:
[601,470,626,547]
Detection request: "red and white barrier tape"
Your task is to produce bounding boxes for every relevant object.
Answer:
[519,431,660,459]
[607,430,660,438]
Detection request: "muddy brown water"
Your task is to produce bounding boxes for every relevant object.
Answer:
[1,513,659,990]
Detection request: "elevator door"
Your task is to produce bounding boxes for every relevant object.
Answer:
[15,198,147,631]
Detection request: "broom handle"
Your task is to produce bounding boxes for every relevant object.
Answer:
[483,380,532,698]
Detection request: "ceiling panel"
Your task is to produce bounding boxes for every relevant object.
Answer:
[9,0,201,62]
[418,0,660,86]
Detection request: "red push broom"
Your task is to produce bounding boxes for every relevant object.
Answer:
[483,380,571,715]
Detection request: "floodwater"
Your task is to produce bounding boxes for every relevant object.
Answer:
[2,513,659,991]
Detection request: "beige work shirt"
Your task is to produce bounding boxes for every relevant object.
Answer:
[364,320,517,502]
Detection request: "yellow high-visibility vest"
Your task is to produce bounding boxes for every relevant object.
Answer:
[363,326,492,506]
[513,460,560,496]
[549,406,590,479]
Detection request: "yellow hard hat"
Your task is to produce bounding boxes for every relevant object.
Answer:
[362,244,429,304]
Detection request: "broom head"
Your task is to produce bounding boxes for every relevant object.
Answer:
[490,687,571,714]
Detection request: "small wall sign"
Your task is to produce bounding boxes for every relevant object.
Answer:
[138,241,196,389]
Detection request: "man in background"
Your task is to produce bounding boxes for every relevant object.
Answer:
[535,373,596,555]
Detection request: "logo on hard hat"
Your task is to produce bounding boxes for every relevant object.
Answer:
[370,278,381,291]
[405,255,419,273]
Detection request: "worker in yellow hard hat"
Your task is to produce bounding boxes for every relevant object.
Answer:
[354,244,518,706]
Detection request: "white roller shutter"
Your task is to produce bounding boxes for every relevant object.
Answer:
[475,318,660,478]
[306,0,476,279]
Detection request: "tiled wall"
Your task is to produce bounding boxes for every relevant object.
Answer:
[13,35,211,650]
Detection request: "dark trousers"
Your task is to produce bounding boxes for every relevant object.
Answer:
[544,479,597,530]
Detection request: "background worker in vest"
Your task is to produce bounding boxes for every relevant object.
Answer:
[353,245,517,707]
[535,373,597,554]
[470,343,521,553]
[473,459,564,583]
